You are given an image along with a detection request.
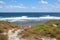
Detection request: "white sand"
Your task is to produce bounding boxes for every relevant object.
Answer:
[8,29,25,40]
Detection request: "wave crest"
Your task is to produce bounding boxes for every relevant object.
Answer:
[0,15,60,22]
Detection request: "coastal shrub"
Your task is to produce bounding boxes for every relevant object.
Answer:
[0,30,3,33]
[28,20,60,39]
[0,27,4,33]
[0,34,8,40]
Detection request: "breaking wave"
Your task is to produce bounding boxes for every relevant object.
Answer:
[0,15,60,22]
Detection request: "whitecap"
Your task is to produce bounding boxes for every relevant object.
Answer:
[0,15,60,22]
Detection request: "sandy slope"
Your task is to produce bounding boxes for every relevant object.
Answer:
[8,29,26,40]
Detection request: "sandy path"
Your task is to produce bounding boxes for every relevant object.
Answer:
[8,29,25,40]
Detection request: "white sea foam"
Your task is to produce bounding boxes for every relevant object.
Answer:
[0,15,60,22]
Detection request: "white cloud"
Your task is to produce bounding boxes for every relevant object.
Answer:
[54,4,60,11]
[46,4,60,12]
[57,0,60,2]
[31,7,36,9]
[0,1,5,4]
[5,4,26,9]
[39,0,48,5]
[55,5,60,9]
[11,0,17,2]
[19,4,26,8]
[0,6,3,8]
[5,5,25,8]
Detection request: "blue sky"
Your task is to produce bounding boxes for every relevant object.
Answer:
[0,0,60,12]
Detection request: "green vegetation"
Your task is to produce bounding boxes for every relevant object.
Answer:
[28,20,60,39]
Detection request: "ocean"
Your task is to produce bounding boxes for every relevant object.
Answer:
[0,12,60,26]
[0,12,60,17]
